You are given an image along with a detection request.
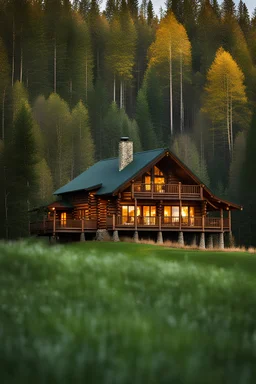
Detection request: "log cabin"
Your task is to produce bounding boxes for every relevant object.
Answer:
[30,137,242,248]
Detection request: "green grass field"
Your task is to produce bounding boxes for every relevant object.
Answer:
[1,240,256,384]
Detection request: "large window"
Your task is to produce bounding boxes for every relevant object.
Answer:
[122,206,141,224]
[163,206,195,225]
[142,206,156,225]
[143,166,165,192]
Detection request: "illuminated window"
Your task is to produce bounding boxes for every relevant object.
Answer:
[154,166,163,176]
[145,175,151,191]
[61,212,67,226]
[143,206,156,225]
[122,206,141,224]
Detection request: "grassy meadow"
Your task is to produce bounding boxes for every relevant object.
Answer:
[1,240,256,383]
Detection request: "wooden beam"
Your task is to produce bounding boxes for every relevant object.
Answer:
[178,182,181,200]
[179,199,182,231]
[53,210,56,235]
[228,210,231,232]
[220,208,224,232]
[135,198,137,230]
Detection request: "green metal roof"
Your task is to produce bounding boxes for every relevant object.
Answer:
[54,148,166,196]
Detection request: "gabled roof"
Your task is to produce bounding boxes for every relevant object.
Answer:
[54,148,166,196]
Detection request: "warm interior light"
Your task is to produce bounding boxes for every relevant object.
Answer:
[52,207,55,211]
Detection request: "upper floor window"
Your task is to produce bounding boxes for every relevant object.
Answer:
[154,166,163,176]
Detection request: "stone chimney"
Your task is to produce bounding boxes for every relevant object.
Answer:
[119,137,133,171]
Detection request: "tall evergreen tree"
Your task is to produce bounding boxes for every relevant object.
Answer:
[171,134,210,185]
[71,101,94,178]
[136,89,157,149]
[5,104,38,238]
[240,111,256,246]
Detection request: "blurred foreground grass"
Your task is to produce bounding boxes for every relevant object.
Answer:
[0,240,256,384]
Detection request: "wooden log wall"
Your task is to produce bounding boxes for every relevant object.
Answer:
[97,198,108,229]
[107,198,117,217]
[89,192,97,219]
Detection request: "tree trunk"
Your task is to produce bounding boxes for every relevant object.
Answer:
[20,48,23,83]
[226,77,231,153]
[54,37,57,93]
[12,18,15,87]
[180,51,183,133]
[85,55,88,102]
[120,79,123,109]
[3,165,9,239]
[20,25,23,83]
[2,88,6,142]
[230,92,233,155]
[113,73,116,103]
[169,44,173,136]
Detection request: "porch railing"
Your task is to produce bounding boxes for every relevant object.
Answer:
[30,218,97,234]
[107,215,230,231]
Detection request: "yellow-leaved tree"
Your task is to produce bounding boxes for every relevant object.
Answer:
[202,48,248,155]
[106,15,136,109]
[148,12,191,135]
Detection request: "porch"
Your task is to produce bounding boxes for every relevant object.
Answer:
[30,219,97,234]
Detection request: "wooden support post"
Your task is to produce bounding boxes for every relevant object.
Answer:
[179,199,182,230]
[53,209,56,235]
[159,215,161,231]
[200,185,203,200]
[202,215,205,231]
[178,182,181,200]
[113,214,115,230]
[220,208,224,232]
[135,198,137,230]
[228,210,231,232]
[81,218,84,232]
[151,182,153,199]
[131,181,134,199]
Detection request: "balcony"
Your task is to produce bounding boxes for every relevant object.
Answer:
[133,183,202,200]
[106,215,230,232]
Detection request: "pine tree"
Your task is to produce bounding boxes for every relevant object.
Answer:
[136,89,157,149]
[127,0,139,19]
[0,37,9,142]
[45,93,72,188]
[5,104,38,238]
[12,81,28,120]
[35,158,54,204]
[143,67,164,144]
[71,101,94,178]
[237,1,250,37]
[102,102,122,157]
[221,0,236,19]
[228,131,246,201]
[171,134,210,185]
[105,0,117,21]
[240,111,256,246]
[147,0,154,25]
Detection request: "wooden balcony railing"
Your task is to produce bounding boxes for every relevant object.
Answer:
[133,183,202,199]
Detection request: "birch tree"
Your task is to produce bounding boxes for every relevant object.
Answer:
[148,13,191,135]
[202,48,248,156]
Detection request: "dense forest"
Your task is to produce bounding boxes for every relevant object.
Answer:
[0,0,255,245]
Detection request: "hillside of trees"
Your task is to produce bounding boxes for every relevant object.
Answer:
[0,0,255,245]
